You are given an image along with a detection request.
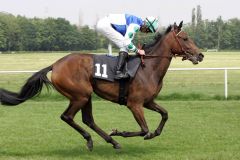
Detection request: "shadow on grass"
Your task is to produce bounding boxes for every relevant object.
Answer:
[0,142,166,159]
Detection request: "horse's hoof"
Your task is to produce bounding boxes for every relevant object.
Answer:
[86,139,93,151]
[144,132,154,140]
[113,143,121,150]
[109,129,118,136]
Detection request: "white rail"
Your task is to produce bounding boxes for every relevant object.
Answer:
[168,67,240,71]
[0,70,38,73]
[1,67,240,99]
[168,67,240,99]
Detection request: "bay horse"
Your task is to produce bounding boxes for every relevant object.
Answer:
[0,22,204,151]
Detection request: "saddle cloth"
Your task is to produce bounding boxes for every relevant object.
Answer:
[93,54,141,82]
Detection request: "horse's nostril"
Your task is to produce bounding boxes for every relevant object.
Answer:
[199,53,204,58]
[197,53,204,62]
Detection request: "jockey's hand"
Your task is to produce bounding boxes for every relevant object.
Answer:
[137,49,145,56]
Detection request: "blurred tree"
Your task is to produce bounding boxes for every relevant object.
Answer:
[194,5,206,48]
[228,18,240,49]
[0,11,240,51]
[0,13,21,51]
[216,16,224,50]
[78,26,100,50]
[0,20,7,50]
[16,16,39,50]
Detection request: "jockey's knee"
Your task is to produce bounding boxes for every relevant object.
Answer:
[120,48,128,53]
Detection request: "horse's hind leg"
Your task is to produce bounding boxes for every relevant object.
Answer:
[61,99,93,151]
[81,97,121,149]
[110,104,150,138]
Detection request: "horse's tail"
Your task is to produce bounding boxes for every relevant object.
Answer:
[0,66,53,106]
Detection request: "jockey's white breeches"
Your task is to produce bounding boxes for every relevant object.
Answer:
[96,16,128,52]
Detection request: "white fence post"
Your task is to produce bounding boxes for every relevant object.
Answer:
[108,43,112,55]
[224,69,228,99]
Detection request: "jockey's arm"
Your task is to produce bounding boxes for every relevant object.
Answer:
[123,24,140,54]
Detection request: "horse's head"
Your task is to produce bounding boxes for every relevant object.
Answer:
[167,21,204,64]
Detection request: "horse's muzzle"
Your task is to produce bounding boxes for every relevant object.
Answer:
[182,52,204,65]
[192,53,204,64]
[197,53,204,62]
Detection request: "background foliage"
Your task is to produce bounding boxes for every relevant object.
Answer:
[0,13,105,51]
[183,5,240,50]
[1,6,240,52]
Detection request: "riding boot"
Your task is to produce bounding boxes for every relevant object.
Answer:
[114,51,129,80]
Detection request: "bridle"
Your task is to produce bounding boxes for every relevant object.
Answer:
[140,29,192,66]
[171,30,186,54]
[171,29,193,60]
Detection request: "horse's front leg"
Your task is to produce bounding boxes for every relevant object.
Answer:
[143,101,168,140]
[110,105,150,138]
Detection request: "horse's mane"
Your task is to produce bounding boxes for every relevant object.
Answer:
[143,25,172,53]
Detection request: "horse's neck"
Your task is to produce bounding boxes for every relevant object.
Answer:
[144,38,172,85]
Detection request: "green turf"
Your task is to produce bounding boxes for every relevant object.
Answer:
[0,100,240,160]
[0,52,240,70]
[0,52,240,159]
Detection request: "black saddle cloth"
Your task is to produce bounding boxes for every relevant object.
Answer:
[93,54,141,82]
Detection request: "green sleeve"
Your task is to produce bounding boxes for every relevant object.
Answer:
[125,24,140,52]
[127,42,138,53]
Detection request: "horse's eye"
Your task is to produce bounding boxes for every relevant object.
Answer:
[183,37,188,41]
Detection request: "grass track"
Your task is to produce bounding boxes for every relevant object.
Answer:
[0,100,240,160]
[0,52,240,159]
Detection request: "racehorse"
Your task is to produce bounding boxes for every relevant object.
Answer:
[0,21,204,151]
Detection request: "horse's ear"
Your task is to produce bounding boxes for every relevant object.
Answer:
[178,21,183,29]
[173,22,177,29]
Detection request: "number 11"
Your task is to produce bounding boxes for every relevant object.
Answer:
[95,63,108,78]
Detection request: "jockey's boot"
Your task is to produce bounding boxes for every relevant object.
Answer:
[114,51,129,80]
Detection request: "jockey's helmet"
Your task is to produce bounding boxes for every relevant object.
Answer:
[145,17,159,33]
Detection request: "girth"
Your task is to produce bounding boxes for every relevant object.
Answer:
[118,79,129,105]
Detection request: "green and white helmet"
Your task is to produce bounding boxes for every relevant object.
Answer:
[145,16,159,33]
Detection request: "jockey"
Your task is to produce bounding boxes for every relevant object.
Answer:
[96,13,159,79]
